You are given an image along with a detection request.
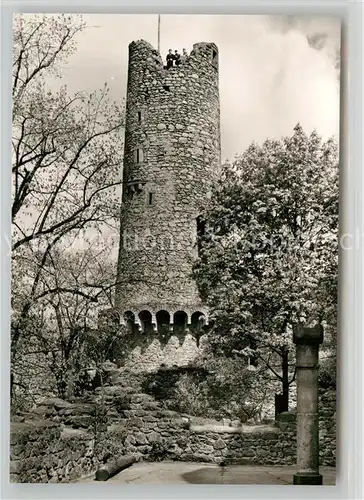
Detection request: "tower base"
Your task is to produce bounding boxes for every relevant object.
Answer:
[293,472,323,485]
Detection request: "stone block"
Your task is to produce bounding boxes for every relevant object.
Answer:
[193,444,214,455]
[131,417,143,427]
[11,444,24,458]
[124,434,136,445]
[143,400,160,414]
[10,460,22,474]
[241,449,255,457]
[133,410,147,417]
[134,432,148,445]
[30,406,53,417]
[69,403,96,416]
[147,432,162,444]
[99,386,125,397]
[230,420,241,427]
[143,415,158,422]
[277,411,296,422]
[58,408,73,416]
[40,398,72,410]
[130,393,153,404]
[213,438,226,450]
[261,431,281,440]
[66,415,93,429]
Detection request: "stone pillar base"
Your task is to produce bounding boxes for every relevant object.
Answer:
[293,472,323,485]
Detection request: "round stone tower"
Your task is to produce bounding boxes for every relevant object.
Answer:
[115,39,221,335]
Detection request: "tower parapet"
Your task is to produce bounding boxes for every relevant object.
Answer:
[116,39,221,334]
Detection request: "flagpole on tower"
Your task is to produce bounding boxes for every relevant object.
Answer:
[157,14,161,53]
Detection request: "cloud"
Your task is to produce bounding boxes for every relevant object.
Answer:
[50,14,340,161]
[267,15,340,74]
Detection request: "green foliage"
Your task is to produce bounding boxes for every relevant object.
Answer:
[318,352,337,390]
[203,355,276,420]
[142,356,275,421]
[170,362,274,421]
[11,14,125,406]
[82,322,127,368]
[141,365,208,401]
[148,440,170,462]
[193,124,339,405]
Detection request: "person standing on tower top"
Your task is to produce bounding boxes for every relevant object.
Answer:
[181,48,188,63]
[166,49,174,69]
[174,49,181,66]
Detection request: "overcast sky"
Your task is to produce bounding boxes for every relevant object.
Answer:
[60,14,340,162]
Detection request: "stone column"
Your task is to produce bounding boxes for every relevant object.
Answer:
[187,312,192,333]
[135,317,142,334]
[293,324,324,485]
[151,313,157,333]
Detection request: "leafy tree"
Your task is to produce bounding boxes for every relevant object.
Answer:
[11,243,125,405]
[193,124,338,411]
[11,14,124,401]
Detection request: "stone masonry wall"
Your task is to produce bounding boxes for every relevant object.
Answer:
[100,389,334,467]
[10,420,96,483]
[10,385,335,482]
[9,398,128,483]
[116,40,221,318]
[116,396,297,466]
[118,330,208,373]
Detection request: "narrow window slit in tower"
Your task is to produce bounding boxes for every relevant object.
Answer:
[148,193,154,205]
[137,111,142,122]
[136,148,144,163]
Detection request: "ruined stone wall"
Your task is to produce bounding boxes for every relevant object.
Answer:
[116,40,221,322]
[9,398,127,483]
[109,392,334,467]
[10,386,335,482]
[117,398,297,466]
[10,420,96,483]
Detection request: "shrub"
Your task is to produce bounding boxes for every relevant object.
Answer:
[166,373,210,417]
[142,355,275,421]
[318,363,336,390]
[141,365,209,401]
[149,439,170,462]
